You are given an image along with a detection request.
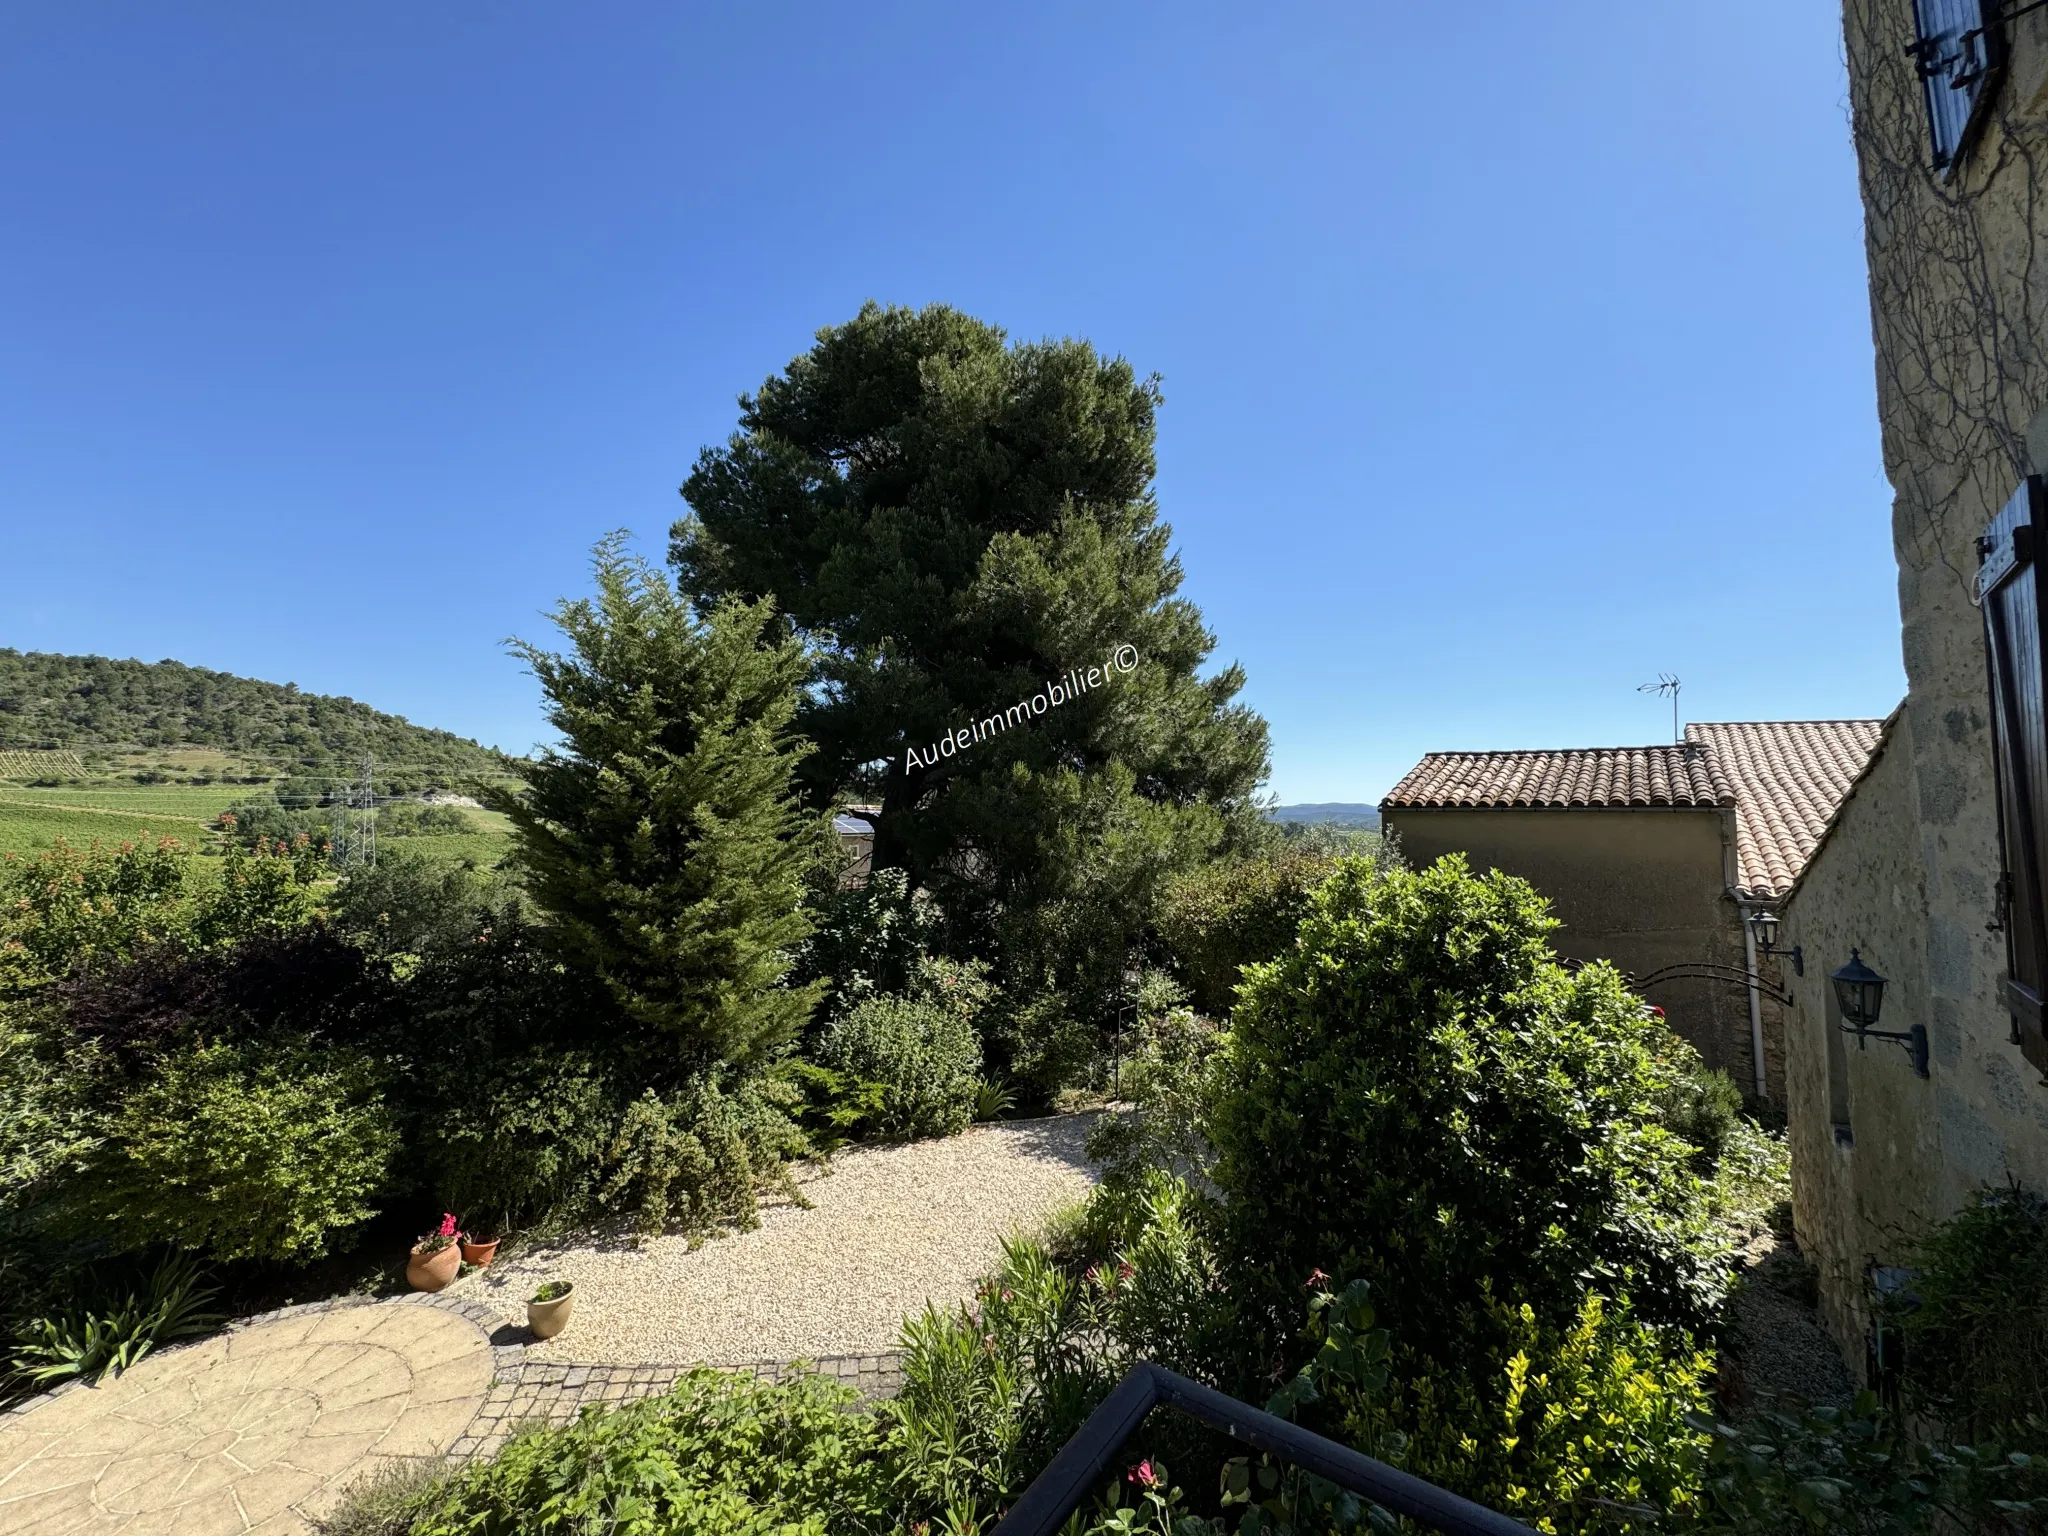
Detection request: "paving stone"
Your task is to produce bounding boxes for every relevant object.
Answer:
[0,1299,497,1536]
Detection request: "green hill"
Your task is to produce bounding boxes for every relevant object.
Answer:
[0,650,516,791]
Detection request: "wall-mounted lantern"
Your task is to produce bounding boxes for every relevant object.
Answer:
[1830,949,1930,1078]
[1748,910,1803,976]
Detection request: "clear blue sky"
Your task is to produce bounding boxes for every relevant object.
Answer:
[0,2,1900,803]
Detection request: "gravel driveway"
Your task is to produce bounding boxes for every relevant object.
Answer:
[450,1114,1100,1365]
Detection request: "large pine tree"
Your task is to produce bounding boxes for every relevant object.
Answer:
[672,303,1270,1031]
[486,538,825,1069]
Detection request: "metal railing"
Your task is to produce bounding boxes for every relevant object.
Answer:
[990,1362,1533,1536]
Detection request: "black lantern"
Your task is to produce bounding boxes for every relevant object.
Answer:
[1830,949,1886,1028]
[1830,949,1929,1077]
[1748,909,1804,976]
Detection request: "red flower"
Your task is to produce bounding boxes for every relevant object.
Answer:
[1127,1459,1163,1489]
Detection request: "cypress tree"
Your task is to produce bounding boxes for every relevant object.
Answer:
[487,536,826,1069]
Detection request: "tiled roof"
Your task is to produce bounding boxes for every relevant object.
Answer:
[1378,720,1887,902]
[1685,719,1884,900]
[1381,745,1735,810]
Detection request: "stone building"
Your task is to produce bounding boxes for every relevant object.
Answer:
[1381,721,1879,1101]
[1772,0,2048,1371]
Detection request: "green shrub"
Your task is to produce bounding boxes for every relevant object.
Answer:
[328,847,504,959]
[1651,1037,1746,1172]
[1894,1185,2048,1444]
[792,866,940,1014]
[0,1018,103,1248]
[594,1072,807,1235]
[216,797,334,852]
[1208,855,1720,1395]
[9,1253,220,1387]
[0,836,191,995]
[1691,1392,2048,1535]
[815,993,981,1140]
[413,1366,892,1536]
[314,1458,451,1536]
[1154,842,1359,1017]
[418,1051,615,1230]
[98,1037,398,1261]
[374,801,475,837]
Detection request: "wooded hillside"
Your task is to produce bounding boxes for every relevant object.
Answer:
[0,650,513,782]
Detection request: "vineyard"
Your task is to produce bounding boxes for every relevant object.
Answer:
[0,749,86,780]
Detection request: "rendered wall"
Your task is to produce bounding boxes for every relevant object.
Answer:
[1383,805,1765,1090]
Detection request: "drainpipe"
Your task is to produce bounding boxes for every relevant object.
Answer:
[1739,901,1768,1101]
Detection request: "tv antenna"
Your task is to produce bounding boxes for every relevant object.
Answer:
[1638,674,1682,744]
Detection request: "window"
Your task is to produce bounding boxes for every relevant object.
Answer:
[1977,476,2048,1072]
[1913,0,2004,172]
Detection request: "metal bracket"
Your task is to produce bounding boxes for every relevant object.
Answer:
[1842,1021,1931,1078]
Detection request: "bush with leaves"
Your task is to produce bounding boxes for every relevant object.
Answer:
[415,1049,615,1231]
[1155,836,1400,1020]
[815,991,981,1141]
[374,800,475,837]
[1691,1391,2048,1536]
[94,1036,398,1262]
[412,1366,893,1536]
[0,836,191,997]
[1891,1184,2048,1447]
[327,847,506,961]
[594,1071,808,1235]
[1208,855,1721,1401]
[791,865,940,1018]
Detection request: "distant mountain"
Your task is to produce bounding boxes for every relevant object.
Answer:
[0,650,515,787]
[1268,802,1381,829]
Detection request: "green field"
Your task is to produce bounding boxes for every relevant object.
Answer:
[0,783,516,870]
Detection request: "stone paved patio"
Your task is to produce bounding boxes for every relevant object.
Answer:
[0,1290,906,1534]
[0,1293,504,1535]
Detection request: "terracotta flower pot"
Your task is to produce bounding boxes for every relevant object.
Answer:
[459,1237,500,1267]
[407,1241,461,1292]
[526,1284,576,1340]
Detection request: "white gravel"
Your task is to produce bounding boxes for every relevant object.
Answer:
[451,1114,1100,1364]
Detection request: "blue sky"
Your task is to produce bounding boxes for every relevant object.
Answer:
[0,2,1899,803]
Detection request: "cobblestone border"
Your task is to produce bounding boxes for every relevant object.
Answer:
[453,1350,904,1459]
[2,1284,900,1469]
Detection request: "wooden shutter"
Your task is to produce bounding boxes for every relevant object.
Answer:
[1913,0,2004,171]
[1978,477,2048,1072]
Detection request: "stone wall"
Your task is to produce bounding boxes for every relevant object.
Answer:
[1823,0,2048,1376]
[1779,722,1945,1357]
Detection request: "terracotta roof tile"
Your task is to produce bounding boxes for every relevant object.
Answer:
[1685,719,1884,901]
[1381,745,1734,810]
[1378,720,1886,902]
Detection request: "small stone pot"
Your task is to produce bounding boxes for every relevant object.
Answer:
[526,1284,576,1340]
[459,1236,501,1267]
[407,1241,462,1292]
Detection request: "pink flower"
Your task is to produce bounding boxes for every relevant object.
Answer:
[1128,1459,1163,1489]
[438,1213,459,1238]
[1303,1267,1331,1292]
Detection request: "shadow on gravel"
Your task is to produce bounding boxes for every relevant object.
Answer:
[983,1111,1101,1172]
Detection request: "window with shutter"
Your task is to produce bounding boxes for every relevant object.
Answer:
[1977,476,2048,1073]
[1912,0,2005,171]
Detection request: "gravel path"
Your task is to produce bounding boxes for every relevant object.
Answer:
[450,1114,1100,1365]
